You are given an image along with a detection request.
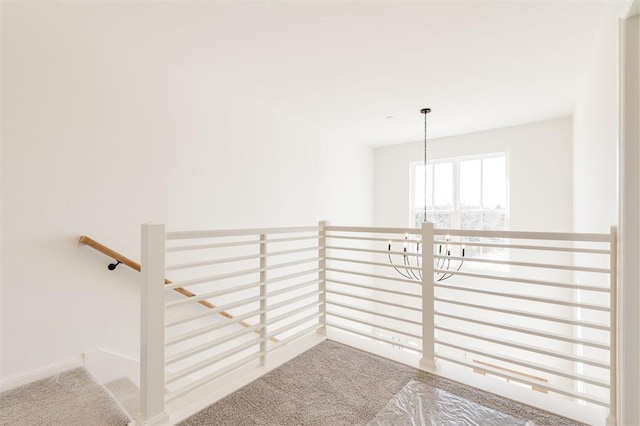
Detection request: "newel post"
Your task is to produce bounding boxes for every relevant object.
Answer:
[420,221,436,372]
[139,224,169,425]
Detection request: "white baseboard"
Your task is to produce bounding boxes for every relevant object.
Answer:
[129,412,170,426]
[84,348,140,387]
[0,356,85,392]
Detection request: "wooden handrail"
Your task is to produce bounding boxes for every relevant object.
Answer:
[79,236,143,273]
[78,235,277,342]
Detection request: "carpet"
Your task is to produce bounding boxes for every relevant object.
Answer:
[0,368,130,426]
[178,340,583,426]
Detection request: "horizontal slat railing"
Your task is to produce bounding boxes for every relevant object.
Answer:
[324,225,428,361]
[435,311,609,350]
[323,223,616,423]
[435,283,609,311]
[156,224,327,408]
[432,228,611,242]
[78,235,259,327]
[138,222,616,425]
[436,325,609,369]
[435,354,609,407]
[433,255,610,273]
[166,226,322,240]
[431,226,616,418]
[435,297,610,330]
[165,309,265,347]
[435,339,610,388]
[432,269,610,292]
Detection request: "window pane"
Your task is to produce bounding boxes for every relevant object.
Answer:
[414,164,425,210]
[460,159,481,210]
[482,212,506,230]
[433,162,453,210]
[413,164,433,211]
[427,164,433,209]
[482,156,506,210]
[460,212,482,230]
[417,212,454,228]
[426,212,452,229]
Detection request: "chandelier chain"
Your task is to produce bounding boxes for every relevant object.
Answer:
[423,110,428,223]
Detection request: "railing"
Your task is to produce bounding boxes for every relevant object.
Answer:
[137,222,616,425]
[322,225,432,369]
[139,223,327,424]
[431,227,616,417]
[322,224,616,425]
[78,235,259,329]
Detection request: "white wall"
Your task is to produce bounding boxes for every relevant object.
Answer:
[0,2,373,381]
[572,2,640,423]
[374,117,573,232]
[572,4,620,235]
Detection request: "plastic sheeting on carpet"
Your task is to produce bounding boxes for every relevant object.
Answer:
[368,379,536,426]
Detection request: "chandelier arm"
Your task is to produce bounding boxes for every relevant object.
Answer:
[412,241,424,281]
[403,252,416,279]
[442,259,453,281]
[438,271,454,281]
[448,258,464,278]
[436,254,450,281]
[403,254,420,281]
[437,257,464,282]
[409,265,421,281]
[388,252,412,279]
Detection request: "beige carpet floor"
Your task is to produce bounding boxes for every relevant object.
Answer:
[0,368,130,426]
[0,341,587,425]
[178,340,584,426]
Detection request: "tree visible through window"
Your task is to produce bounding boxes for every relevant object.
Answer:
[411,153,509,267]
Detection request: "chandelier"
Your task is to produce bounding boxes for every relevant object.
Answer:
[387,108,464,282]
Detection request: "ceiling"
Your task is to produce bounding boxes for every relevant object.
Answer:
[154,1,612,146]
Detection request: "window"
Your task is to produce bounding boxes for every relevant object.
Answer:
[411,153,508,229]
[411,153,509,267]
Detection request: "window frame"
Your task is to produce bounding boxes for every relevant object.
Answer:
[410,152,510,272]
[409,152,510,230]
